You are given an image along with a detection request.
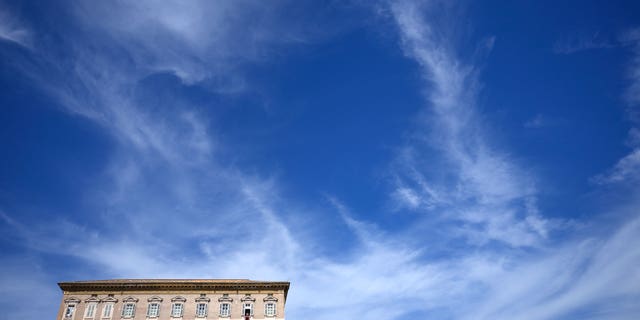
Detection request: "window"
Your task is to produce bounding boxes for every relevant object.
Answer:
[194,294,209,318]
[217,294,232,317]
[170,296,186,318]
[147,303,160,317]
[171,303,183,318]
[240,294,255,318]
[243,303,253,317]
[219,303,230,317]
[263,293,278,318]
[85,303,97,318]
[265,303,276,316]
[65,305,76,318]
[121,297,138,318]
[122,303,136,318]
[100,296,117,320]
[196,303,207,318]
[102,304,114,319]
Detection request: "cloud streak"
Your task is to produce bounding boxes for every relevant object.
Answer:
[1,1,640,320]
[0,7,30,47]
[553,31,615,54]
[388,0,548,247]
[593,28,640,185]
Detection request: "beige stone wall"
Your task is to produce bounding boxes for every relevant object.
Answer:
[58,290,286,320]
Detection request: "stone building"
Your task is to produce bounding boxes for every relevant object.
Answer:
[56,279,290,320]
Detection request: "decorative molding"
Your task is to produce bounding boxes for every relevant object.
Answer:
[58,280,290,299]
[171,296,187,303]
[263,295,278,302]
[85,296,100,303]
[218,295,233,303]
[195,296,210,303]
[102,296,118,303]
[147,296,163,302]
[65,297,81,304]
[122,296,139,303]
[240,294,256,302]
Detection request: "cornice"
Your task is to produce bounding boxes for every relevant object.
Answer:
[58,280,290,299]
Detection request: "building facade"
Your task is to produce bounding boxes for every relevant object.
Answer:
[56,279,289,320]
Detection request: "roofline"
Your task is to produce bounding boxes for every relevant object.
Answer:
[58,279,290,300]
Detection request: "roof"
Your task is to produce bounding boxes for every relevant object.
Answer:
[58,279,290,299]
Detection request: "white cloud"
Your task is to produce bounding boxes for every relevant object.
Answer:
[622,28,640,116]
[2,2,640,320]
[463,215,640,320]
[593,149,640,184]
[0,7,30,47]
[0,255,59,319]
[594,28,640,185]
[553,31,614,55]
[524,113,550,129]
[71,1,314,85]
[388,0,548,247]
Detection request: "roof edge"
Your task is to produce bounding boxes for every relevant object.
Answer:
[57,279,290,299]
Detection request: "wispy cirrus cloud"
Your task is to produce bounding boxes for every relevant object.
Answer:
[0,6,30,47]
[553,31,615,55]
[388,0,549,247]
[384,1,640,319]
[0,3,446,320]
[593,28,640,185]
[2,1,640,320]
[464,214,640,320]
[0,0,311,311]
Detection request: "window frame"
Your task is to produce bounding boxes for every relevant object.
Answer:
[100,295,117,320]
[240,294,255,317]
[242,303,254,317]
[195,303,208,318]
[63,297,81,320]
[64,304,76,319]
[194,294,210,318]
[121,296,139,319]
[84,303,97,319]
[170,303,183,318]
[101,303,114,319]
[263,293,278,317]
[264,302,276,317]
[122,303,136,318]
[170,296,186,318]
[147,303,160,318]
[219,303,230,317]
[218,293,233,318]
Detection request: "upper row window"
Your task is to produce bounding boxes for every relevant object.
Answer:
[102,303,113,318]
[147,303,160,318]
[64,305,76,318]
[196,303,207,318]
[171,303,183,318]
[122,303,135,318]
[84,303,97,318]
[219,303,230,317]
[265,302,276,316]
[63,294,276,319]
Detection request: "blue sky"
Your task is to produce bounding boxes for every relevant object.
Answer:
[1,0,640,319]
